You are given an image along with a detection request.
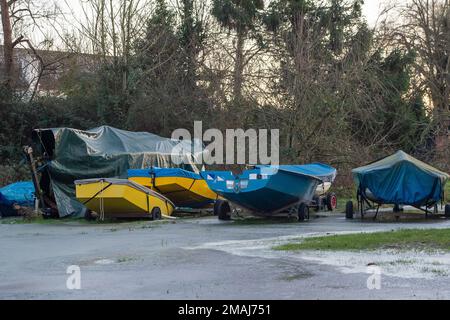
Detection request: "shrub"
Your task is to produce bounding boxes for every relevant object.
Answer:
[0,164,31,188]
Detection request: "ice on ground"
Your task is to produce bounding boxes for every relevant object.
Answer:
[94,258,115,265]
[299,250,450,279]
[185,230,450,279]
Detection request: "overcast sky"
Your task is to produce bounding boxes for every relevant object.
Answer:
[1,0,404,48]
[59,0,393,27]
[363,0,386,26]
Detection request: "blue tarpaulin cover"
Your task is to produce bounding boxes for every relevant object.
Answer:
[0,182,35,206]
[0,182,35,217]
[352,150,449,206]
[256,163,337,182]
[128,167,202,180]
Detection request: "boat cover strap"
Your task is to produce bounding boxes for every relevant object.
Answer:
[128,167,201,180]
[75,178,175,206]
[81,182,113,205]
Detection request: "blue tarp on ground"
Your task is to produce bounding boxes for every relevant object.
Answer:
[0,182,35,217]
[128,167,202,180]
[352,150,449,206]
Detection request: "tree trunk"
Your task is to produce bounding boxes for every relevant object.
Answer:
[182,0,197,89]
[1,0,14,89]
[100,0,107,59]
[233,27,245,102]
[109,0,117,59]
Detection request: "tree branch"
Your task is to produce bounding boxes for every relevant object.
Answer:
[11,34,24,47]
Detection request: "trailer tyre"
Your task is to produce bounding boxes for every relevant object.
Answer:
[313,196,321,212]
[326,193,337,211]
[445,204,450,218]
[215,200,231,221]
[345,201,354,219]
[84,209,96,221]
[151,207,162,220]
[298,203,309,221]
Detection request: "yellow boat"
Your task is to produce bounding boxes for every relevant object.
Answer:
[75,178,175,219]
[127,168,219,208]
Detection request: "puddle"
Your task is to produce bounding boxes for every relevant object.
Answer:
[185,230,450,280]
[279,272,314,281]
[94,259,115,265]
[298,250,450,279]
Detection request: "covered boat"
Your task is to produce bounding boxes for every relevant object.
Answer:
[127,168,219,209]
[347,150,450,219]
[31,126,205,218]
[201,164,334,220]
[0,182,35,217]
[75,178,175,219]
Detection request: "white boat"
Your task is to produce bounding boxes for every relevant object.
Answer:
[315,182,332,196]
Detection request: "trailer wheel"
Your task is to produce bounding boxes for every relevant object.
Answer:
[151,207,162,220]
[298,203,309,222]
[345,201,354,219]
[313,196,321,212]
[445,204,450,218]
[84,209,97,221]
[326,193,337,211]
[215,200,231,221]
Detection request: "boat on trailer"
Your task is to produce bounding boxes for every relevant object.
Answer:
[295,163,338,212]
[127,167,219,209]
[201,164,337,221]
[75,178,175,219]
[346,150,450,219]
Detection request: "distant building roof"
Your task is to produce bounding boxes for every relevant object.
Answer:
[0,45,102,93]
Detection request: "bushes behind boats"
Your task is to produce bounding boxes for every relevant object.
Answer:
[0,164,30,188]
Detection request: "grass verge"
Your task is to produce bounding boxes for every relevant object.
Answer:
[274,228,450,251]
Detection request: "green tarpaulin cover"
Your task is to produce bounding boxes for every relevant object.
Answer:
[352,150,449,206]
[33,126,204,217]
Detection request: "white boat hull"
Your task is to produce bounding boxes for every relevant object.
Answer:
[315,182,331,196]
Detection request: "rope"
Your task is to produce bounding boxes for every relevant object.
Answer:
[36,131,50,158]
[36,162,50,172]
[82,182,112,205]
[99,180,105,221]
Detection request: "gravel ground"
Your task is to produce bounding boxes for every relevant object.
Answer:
[1,214,450,299]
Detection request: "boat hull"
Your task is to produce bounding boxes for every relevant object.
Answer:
[202,167,321,215]
[75,179,175,218]
[128,169,219,208]
[315,182,332,196]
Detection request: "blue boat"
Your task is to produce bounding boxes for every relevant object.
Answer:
[201,164,336,220]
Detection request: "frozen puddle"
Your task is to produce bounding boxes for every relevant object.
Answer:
[299,250,450,279]
[94,259,115,265]
[185,231,450,279]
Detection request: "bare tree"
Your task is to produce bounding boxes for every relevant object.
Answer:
[55,0,153,95]
[1,0,59,98]
[394,0,449,150]
[1,0,19,90]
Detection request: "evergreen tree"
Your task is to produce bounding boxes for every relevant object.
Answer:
[211,0,264,101]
